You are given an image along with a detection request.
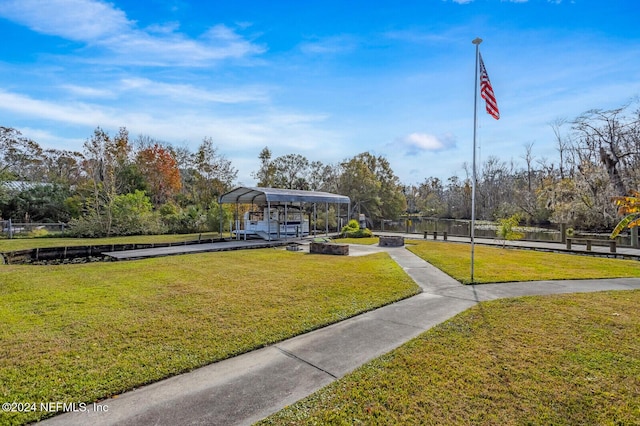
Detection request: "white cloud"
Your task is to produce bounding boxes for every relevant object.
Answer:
[0,0,130,41]
[118,78,269,104]
[17,127,85,152]
[0,0,265,66]
[0,88,336,163]
[60,84,116,99]
[59,80,270,104]
[0,90,121,127]
[396,132,457,154]
[99,24,264,66]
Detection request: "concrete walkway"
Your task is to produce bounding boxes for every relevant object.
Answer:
[102,238,292,260]
[43,244,640,426]
[378,230,640,259]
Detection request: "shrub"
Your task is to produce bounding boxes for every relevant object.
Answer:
[497,213,524,246]
[27,228,49,238]
[69,191,165,237]
[341,219,373,238]
[110,191,165,236]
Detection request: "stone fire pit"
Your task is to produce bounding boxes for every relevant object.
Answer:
[309,242,349,255]
[378,235,404,247]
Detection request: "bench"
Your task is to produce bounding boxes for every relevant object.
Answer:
[566,238,616,253]
[423,231,448,240]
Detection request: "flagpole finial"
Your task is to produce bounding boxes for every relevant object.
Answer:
[472,37,483,45]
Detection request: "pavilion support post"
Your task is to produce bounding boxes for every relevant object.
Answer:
[325,203,329,236]
[235,203,240,240]
[313,203,317,236]
[300,201,304,238]
[284,202,288,241]
[267,201,272,241]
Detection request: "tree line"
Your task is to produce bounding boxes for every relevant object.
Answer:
[1,101,639,236]
[0,127,237,236]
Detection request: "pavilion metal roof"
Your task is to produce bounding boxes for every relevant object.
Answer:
[219,187,350,205]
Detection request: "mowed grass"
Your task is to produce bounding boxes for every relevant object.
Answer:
[408,240,640,284]
[0,232,224,252]
[0,249,419,425]
[261,290,640,425]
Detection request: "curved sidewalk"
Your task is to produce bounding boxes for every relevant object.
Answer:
[43,245,640,426]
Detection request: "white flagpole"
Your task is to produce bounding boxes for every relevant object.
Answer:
[471,37,482,284]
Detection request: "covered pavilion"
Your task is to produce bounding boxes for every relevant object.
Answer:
[219,187,351,241]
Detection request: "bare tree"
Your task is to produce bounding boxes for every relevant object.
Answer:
[571,104,640,196]
[252,147,277,188]
[416,177,446,217]
[193,137,237,204]
[521,141,535,191]
[0,126,44,182]
[477,155,514,219]
[81,127,133,235]
[550,118,571,179]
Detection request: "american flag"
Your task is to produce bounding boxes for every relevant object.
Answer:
[479,53,499,120]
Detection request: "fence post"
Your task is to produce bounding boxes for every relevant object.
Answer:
[8,219,13,239]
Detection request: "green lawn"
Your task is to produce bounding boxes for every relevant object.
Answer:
[261,290,640,425]
[0,249,419,425]
[407,240,640,284]
[4,237,640,425]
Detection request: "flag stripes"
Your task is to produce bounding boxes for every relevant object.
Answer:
[479,53,499,120]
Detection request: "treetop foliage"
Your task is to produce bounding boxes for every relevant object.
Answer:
[2,100,640,234]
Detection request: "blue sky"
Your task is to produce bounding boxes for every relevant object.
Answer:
[1,0,639,186]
